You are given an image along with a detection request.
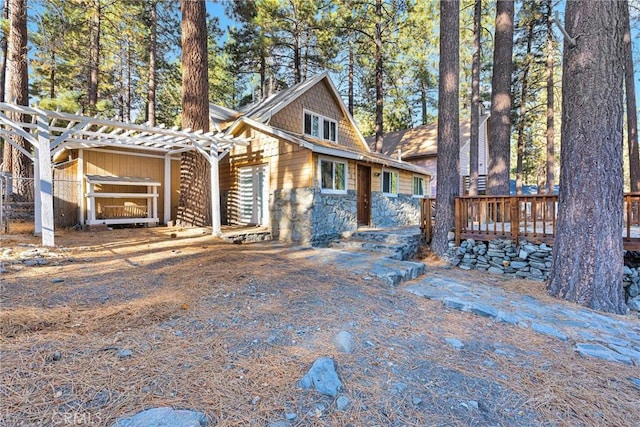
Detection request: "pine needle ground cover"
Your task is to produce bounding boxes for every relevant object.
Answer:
[1,228,638,426]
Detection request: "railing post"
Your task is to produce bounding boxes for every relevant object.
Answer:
[425,198,432,243]
[455,197,461,246]
[511,196,520,244]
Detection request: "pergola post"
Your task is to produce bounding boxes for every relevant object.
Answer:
[78,149,85,226]
[164,154,171,225]
[36,113,55,246]
[210,149,221,236]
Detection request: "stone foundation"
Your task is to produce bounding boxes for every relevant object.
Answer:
[271,188,421,244]
[446,237,640,312]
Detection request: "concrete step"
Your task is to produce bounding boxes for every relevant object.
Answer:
[333,227,424,261]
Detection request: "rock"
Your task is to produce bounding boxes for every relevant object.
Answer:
[575,343,633,365]
[488,266,504,274]
[51,351,62,361]
[117,349,133,359]
[300,357,342,397]
[334,331,354,354]
[268,422,287,427]
[336,396,350,411]
[285,412,297,420]
[412,397,423,406]
[51,278,64,284]
[510,261,528,269]
[627,283,640,298]
[531,323,567,341]
[391,382,407,395]
[23,259,39,267]
[629,377,640,391]
[518,250,529,259]
[627,296,640,312]
[444,337,464,350]
[111,407,207,427]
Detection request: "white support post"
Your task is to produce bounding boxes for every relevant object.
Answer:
[78,149,85,226]
[36,114,55,246]
[87,180,95,224]
[210,150,221,236]
[34,144,42,235]
[164,154,171,225]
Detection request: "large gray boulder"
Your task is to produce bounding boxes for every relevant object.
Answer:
[112,407,207,427]
[300,357,342,397]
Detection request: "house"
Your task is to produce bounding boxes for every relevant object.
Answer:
[369,112,490,196]
[212,72,431,244]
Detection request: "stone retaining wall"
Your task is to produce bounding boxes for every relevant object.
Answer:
[446,237,640,312]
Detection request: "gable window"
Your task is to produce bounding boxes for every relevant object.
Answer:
[320,158,347,193]
[413,176,426,197]
[304,110,337,143]
[382,169,398,196]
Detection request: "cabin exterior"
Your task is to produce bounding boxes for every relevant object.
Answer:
[370,112,490,196]
[213,73,431,244]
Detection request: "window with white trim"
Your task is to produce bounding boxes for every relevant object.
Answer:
[382,169,398,196]
[413,176,426,197]
[304,110,337,143]
[320,158,347,193]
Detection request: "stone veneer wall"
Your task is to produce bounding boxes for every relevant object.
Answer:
[370,192,421,228]
[271,188,421,244]
[446,237,640,312]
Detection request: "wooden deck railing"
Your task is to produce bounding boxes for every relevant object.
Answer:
[420,193,640,250]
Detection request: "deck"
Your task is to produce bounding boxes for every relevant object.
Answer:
[420,194,640,251]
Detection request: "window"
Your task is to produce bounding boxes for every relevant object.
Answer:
[320,158,347,193]
[413,176,426,197]
[304,110,337,143]
[382,169,398,196]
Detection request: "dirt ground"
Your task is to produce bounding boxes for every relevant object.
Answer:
[1,227,639,426]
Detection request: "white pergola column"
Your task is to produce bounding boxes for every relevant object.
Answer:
[78,149,85,226]
[210,149,221,236]
[36,113,55,246]
[164,154,171,225]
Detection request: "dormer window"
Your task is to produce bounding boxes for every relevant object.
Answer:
[304,110,337,143]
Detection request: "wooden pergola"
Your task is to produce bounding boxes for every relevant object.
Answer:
[0,102,249,246]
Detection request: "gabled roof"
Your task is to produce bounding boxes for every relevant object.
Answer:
[368,113,490,160]
[213,72,369,152]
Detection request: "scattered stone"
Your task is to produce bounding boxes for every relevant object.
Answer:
[576,343,633,365]
[51,351,62,361]
[300,357,342,397]
[174,331,183,337]
[111,407,207,427]
[412,397,423,406]
[51,278,64,284]
[444,337,464,350]
[468,400,479,410]
[268,422,287,427]
[334,331,354,354]
[117,349,133,359]
[629,377,640,391]
[336,396,350,411]
[470,304,498,318]
[391,382,407,395]
[530,323,568,341]
[251,396,260,405]
[285,412,297,420]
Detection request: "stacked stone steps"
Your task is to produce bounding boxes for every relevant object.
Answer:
[328,227,424,261]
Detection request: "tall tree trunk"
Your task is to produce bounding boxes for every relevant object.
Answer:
[547,0,626,314]
[623,0,639,192]
[348,40,354,116]
[0,0,7,102]
[88,0,100,111]
[374,0,383,152]
[515,21,533,195]
[293,29,301,83]
[545,0,555,194]
[469,0,481,196]
[1,0,11,172]
[432,0,459,256]
[49,51,55,99]
[7,0,30,193]
[177,0,211,227]
[420,75,427,126]
[125,39,131,122]
[147,0,157,126]
[487,0,514,195]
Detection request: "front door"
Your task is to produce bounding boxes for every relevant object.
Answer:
[238,164,269,225]
[357,164,371,226]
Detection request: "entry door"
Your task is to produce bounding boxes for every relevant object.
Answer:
[238,164,269,225]
[357,164,371,226]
